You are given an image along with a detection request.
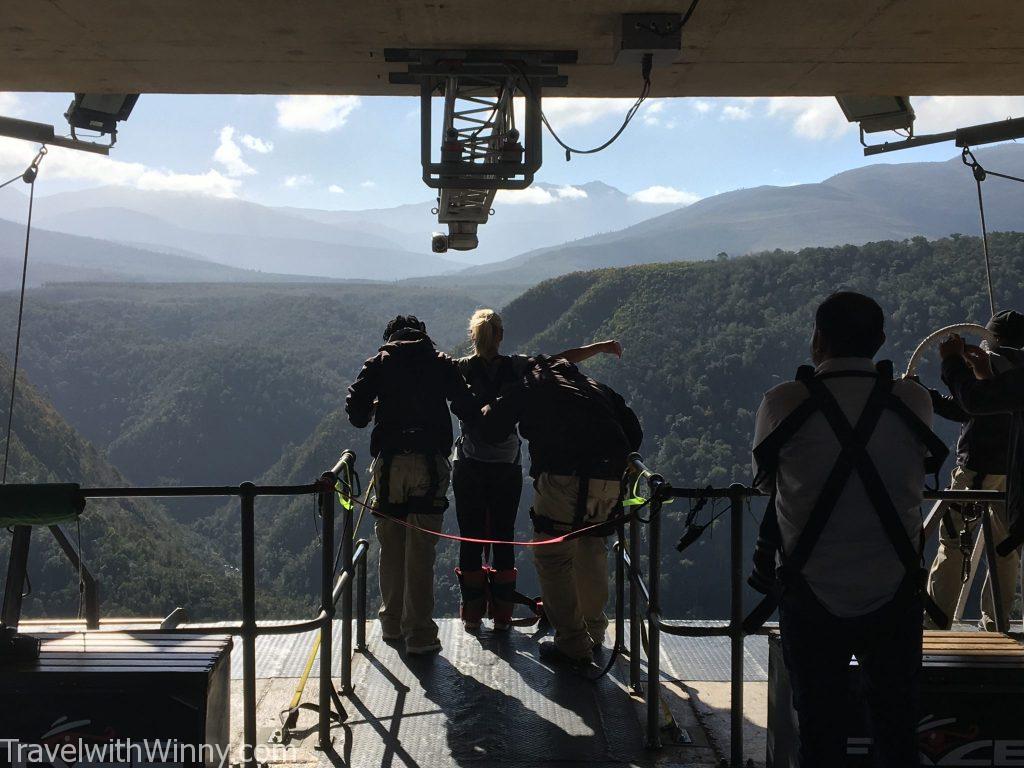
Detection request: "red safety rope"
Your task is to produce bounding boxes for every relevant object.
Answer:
[342,493,648,546]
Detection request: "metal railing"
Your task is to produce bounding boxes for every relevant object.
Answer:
[1,450,370,768]
[614,453,1009,767]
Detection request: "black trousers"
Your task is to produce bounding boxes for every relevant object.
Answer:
[453,458,522,572]
[779,580,923,768]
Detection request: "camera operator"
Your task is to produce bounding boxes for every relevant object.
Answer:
[926,310,1024,631]
[940,311,1024,613]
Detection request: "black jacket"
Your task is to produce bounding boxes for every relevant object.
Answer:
[346,329,478,457]
[942,352,1024,554]
[481,355,643,479]
[929,388,1011,475]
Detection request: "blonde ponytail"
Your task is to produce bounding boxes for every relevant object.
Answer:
[468,309,503,359]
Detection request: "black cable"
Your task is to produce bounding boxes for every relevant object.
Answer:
[974,173,996,318]
[680,0,702,28]
[542,55,653,161]
[962,148,1000,317]
[2,149,45,483]
[983,168,1024,185]
[0,173,24,191]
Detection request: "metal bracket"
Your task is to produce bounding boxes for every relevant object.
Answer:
[0,116,111,155]
[385,49,575,252]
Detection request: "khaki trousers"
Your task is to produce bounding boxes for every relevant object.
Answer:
[532,472,621,660]
[926,467,1019,630]
[374,453,449,648]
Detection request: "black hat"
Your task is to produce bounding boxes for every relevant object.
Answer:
[383,314,426,341]
[987,310,1024,348]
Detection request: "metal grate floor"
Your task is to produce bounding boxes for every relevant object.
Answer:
[324,621,652,767]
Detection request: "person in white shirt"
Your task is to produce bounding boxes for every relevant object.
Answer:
[750,291,944,768]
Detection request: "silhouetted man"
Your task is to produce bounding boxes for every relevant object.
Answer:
[750,292,947,767]
[346,315,478,655]
[482,355,642,666]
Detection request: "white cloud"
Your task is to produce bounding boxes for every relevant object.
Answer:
[0,92,21,116]
[276,95,361,132]
[495,184,590,205]
[629,185,700,205]
[721,104,752,121]
[539,98,639,128]
[692,99,712,114]
[495,187,557,205]
[283,174,313,188]
[912,96,1024,134]
[239,133,273,153]
[763,95,1024,143]
[360,180,377,188]
[555,185,587,200]
[0,136,240,197]
[766,97,851,140]
[643,101,666,126]
[328,184,345,194]
[213,126,256,177]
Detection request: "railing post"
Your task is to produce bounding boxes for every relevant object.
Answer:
[47,525,100,630]
[1,525,31,630]
[615,522,625,658]
[646,482,662,750]
[341,480,354,693]
[356,539,368,651]
[318,478,335,748]
[981,506,1008,633]
[729,484,745,768]
[239,483,257,768]
[629,508,641,692]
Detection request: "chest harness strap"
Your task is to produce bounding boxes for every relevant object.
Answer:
[743,361,950,634]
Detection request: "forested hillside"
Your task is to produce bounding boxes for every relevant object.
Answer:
[0,283,480,491]
[192,233,1024,619]
[4,233,1021,620]
[0,358,236,619]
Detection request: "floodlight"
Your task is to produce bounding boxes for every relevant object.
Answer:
[836,95,915,135]
[64,93,139,143]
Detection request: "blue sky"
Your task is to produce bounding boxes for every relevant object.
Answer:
[1,91,1022,210]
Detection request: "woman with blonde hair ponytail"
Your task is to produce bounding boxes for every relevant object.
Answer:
[453,307,623,632]
[469,309,503,359]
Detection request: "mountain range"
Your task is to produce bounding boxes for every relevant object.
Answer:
[1,145,1022,293]
[436,143,1024,292]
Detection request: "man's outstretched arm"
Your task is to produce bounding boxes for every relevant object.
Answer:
[553,340,623,364]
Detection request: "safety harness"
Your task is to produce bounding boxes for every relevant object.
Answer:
[376,442,448,517]
[530,470,628,538]
[744,361,950,633]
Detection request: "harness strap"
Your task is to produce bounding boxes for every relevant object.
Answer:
[378,452,394,515]
[785,372,892,571]
[751,366,818,488]
[800,372,950,629]
[744,361,951,632]
[376,452,447,517]
[574,476,590,529]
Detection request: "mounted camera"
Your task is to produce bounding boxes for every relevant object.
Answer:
[431,225,479,253]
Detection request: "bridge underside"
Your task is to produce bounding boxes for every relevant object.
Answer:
[1,1,1022,96]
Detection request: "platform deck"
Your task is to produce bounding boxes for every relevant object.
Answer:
[15,619,1017,767]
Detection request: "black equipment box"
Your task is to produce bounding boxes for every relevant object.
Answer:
[0,632,232,766]
[768,630,1024,767]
